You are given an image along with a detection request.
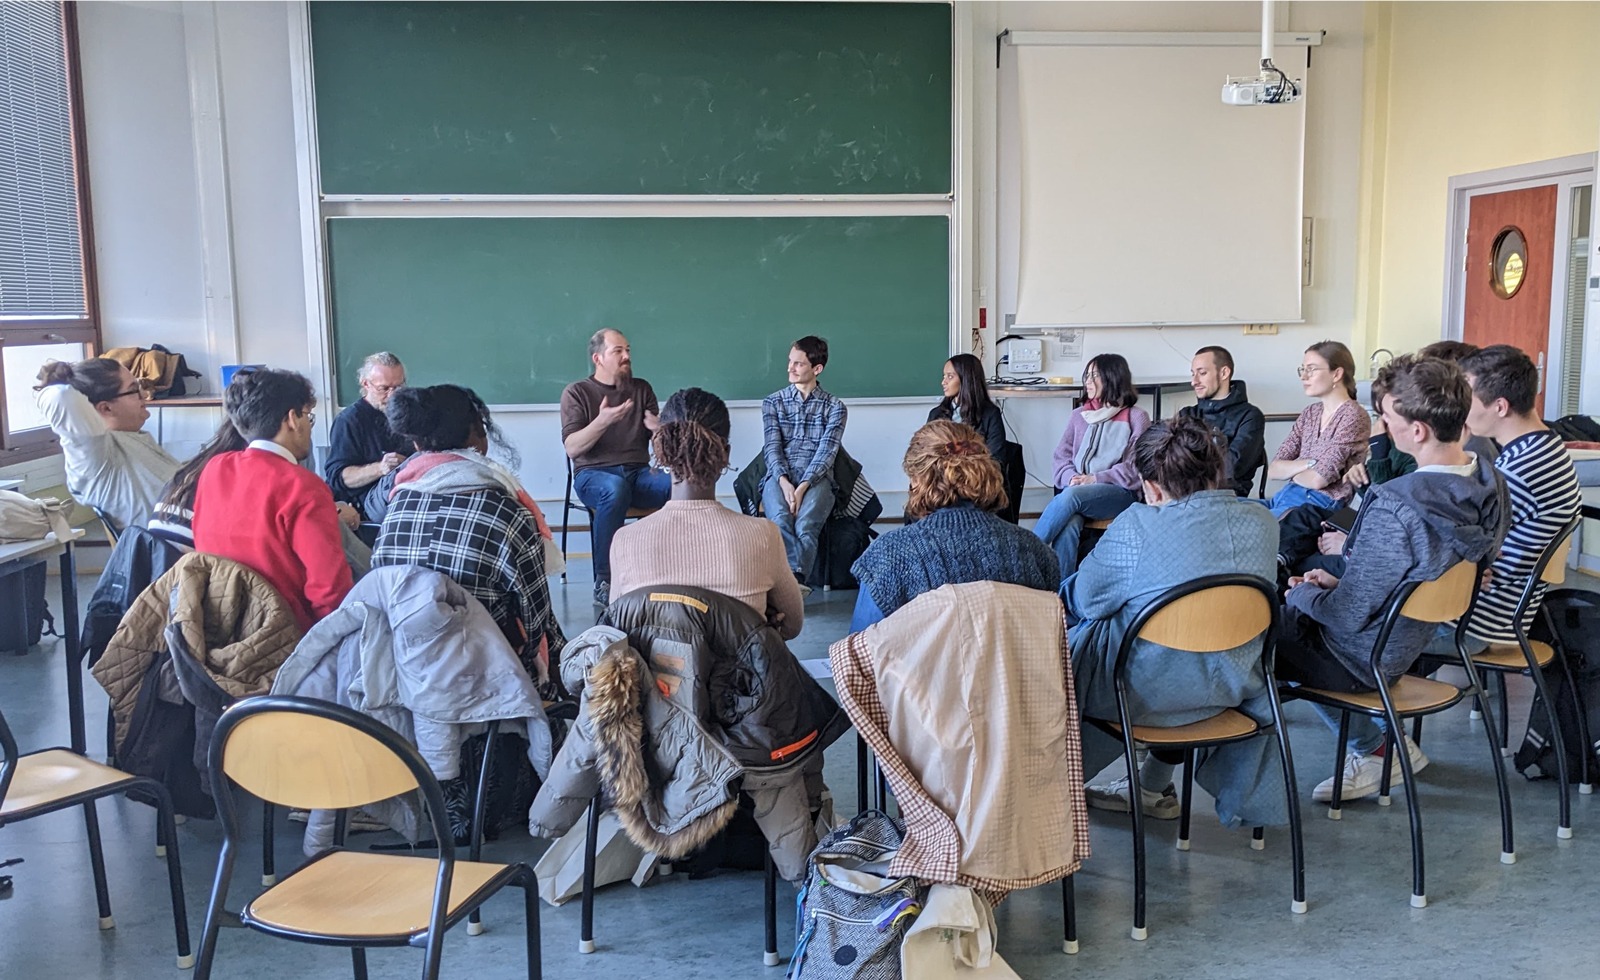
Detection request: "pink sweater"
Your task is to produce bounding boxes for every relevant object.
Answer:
[610,499,805,639]
[1273,400,1371,503]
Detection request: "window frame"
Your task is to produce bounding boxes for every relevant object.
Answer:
[1,1,103,464]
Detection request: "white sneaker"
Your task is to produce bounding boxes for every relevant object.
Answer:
[1086,776,1181,820]
[1313,738,1429,803]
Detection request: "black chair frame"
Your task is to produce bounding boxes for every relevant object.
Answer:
[1070,574,1304,942]
[0,707,192,968]
[194,696,541,980]
[1283,559,1510,907]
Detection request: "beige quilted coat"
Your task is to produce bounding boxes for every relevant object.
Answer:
[91,552,302,747]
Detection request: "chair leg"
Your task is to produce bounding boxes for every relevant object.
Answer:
[193,841,236,980]
[151,786,195,968]
[1177,748,1195,852]
[1554,639,1595,793]
[1119,733,1148,941]
[1526,661,1575,839]
[350,947,368,980]
[82,799,114,929]
[560,468,573,583]
[1493,673,1511,754]
[469,723,498,936]
[1329,712,1351,820]
[874,760,889,814]
[523,871,543,980]
[856,735,869,813]
[580,796,600,954]
[1463,658,1517,864]
[763,853,780,967]
[1380,699,1427,908]
[1061,874,1079,953]
[261,801,276,886]
[1411,715,1424,747]
[1251,826,1265,851]
[1269,699,1308,914]
[1377,726,1396,807]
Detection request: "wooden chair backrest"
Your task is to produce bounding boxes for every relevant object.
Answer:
[1401,561,1476,623]
[221,711,418,811]
[1138,585,1272,653]
[1542,535,1575,585]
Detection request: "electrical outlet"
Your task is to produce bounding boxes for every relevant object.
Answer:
[1243,323,1279,336]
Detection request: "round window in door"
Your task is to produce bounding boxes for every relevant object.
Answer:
[1490,226,1528,300]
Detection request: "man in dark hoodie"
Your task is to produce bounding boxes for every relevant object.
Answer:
[1276,354,1504,804]
[1180,346,1265,497]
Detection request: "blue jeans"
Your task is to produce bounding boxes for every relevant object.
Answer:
[573,464,672,582]
[1266,483,1337,519]
[762,474,834,578]
[1032,482,1136,579]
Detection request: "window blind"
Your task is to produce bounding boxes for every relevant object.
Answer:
[0,1,87,318]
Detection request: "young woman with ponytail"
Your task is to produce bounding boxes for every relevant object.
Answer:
[1063,414,1280,824]
[847,419,1059,631]
[609,387,804,638]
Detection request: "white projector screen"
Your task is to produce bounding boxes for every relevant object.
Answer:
[1009,42,1307,328]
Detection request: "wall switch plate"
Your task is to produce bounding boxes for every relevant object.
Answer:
[1243,323,1279,335]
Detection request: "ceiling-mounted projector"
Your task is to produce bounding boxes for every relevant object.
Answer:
[1223,0,1303,105]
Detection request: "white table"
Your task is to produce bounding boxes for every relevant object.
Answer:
[0,479,22,493]
[0,529,89,752]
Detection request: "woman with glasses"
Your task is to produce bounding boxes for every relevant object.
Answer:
[1033,352,1151,580]
[1264,340,1370,517]
[33,357,180,531]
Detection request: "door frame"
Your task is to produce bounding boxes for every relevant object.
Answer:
[1442,152,1597,414]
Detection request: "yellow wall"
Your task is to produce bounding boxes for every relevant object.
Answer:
[1362,1,1600,358]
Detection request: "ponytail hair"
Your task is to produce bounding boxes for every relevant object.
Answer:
[160,419,247,512]
[1133,415,1226,500]
[652,387,730,486]
[902,420,1006,520]
[35,357,125,404]
[1306,340,1358,400]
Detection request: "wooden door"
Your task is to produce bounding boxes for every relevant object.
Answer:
[1462,184,1558,414]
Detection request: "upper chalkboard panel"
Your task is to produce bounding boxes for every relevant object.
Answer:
[309,1,953,196]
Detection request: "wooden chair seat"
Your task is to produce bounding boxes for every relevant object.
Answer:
[1101,708,1259,746]
[624,506,657,519]
[1299,675,1462,715]
[1473,640,1555,671]
[245,850,517,939]
[1085,518,1114,530]
[0,749,135,817]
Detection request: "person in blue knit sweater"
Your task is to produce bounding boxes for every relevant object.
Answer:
[849,419,1059,631]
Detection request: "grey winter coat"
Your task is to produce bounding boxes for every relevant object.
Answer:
[273,565,551,850]
[528,586,849,881]
[1286,451,1507,681]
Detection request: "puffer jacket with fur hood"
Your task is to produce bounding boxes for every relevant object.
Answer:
[528,586,848,881]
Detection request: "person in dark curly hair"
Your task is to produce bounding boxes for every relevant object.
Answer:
[610,387,804,638]
[1065,414,1279,824]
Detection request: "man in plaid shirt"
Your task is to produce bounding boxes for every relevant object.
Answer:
[761,336,848,585]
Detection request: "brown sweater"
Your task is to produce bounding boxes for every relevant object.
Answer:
[610,499,805,639]
[560,375,658,471]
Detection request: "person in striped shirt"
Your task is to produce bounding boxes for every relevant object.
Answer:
[1459,344,1582,644]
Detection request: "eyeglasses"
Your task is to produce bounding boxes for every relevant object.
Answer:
[366,382,405,395]
[299,410,317,426]
[1296,365,1326,379]
[109,386,144,401]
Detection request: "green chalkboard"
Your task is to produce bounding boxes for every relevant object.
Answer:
[326,216,951,404]
[309,1,952,196]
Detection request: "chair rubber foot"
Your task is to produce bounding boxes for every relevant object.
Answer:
[467,920,485,936]
[98,916,115,930]
[1131,926,1148,941]
[659,861,674,877]
[1175,838,1191,852]
[173,814,187,826]
[176,954,195,970]
[1558,825,1574,840]
[764,951,781,967]
[1377,795,1392,807]
[1062,940,1080,955]
[1501,747,1514,758]
[1328,808,1342,821]
[1581,783,1594,796]
[1500,850,1516,865]
[155,845,167,857]
[1291,900,1307,915]
[579,939,596,954]
[1469,708,1482,720]
[1250,836,1265,851]
[261,874,276,887]
[1410,894,1427,909]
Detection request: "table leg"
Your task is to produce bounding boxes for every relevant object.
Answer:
[59,543,85,755]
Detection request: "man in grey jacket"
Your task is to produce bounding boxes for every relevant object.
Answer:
[1275,356,1504,803]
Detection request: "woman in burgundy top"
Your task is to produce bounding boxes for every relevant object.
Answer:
[1265,340,1370,517]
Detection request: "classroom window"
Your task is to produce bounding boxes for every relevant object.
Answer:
[0,1,101,461]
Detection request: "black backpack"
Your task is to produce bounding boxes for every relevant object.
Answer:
[1513,589,1600,780]
[806,515,876,591]
[0,563,54,655]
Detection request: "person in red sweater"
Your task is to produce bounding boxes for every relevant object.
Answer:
[192,368,352,631]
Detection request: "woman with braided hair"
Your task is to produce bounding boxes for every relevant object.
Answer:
[610,387,804,638]
[848,419,1059,631]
